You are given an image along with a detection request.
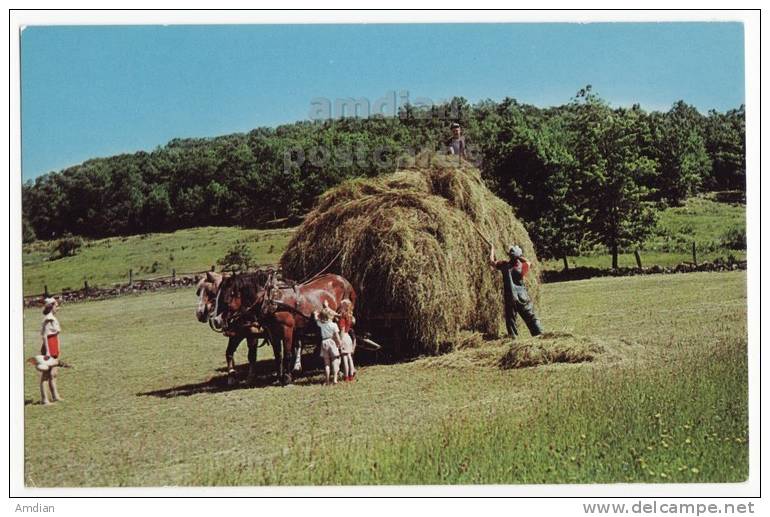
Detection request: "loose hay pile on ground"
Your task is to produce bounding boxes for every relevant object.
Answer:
[406,332,620,371]
[280,155,541,357]
[499,332,605,369]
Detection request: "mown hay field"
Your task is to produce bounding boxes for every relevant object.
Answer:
[23,270,747,486]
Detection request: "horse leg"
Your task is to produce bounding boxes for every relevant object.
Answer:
[293,337,303,373]
[281,326,295,386]
[266,326,282,385]
[225,336,242,386]
[246,336,257,383]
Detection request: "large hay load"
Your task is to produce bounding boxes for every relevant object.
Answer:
[280,156,540,357]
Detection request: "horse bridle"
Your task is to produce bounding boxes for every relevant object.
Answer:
[209,273,274,333]
[208,285,225,333]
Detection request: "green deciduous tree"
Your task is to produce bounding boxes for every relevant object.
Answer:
[52,233,84,260]
[480,103,585,261]
[217,242,254,272]
[568,88,657,269]
[704,105,745,190]
[648,101,712,204]
[22,216,37,243]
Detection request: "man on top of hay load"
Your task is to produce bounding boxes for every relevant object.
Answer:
[447,122,466,159]
[489,244,544,339]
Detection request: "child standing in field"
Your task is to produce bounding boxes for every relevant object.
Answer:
[322,299,357,381]
[314,307,342,385]
[335,299,357,381]
[33,297,63,405]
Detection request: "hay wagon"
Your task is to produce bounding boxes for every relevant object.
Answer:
[246,306,402,361]
[280,158,542,360]
[354,311,409,359]
[290,310,404,361]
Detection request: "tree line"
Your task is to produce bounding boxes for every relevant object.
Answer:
[22,87,745,266]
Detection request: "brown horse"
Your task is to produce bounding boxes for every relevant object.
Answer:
[214,272,356,385]
[196,271,274,385]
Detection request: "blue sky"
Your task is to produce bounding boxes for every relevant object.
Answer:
[21,22,745,181]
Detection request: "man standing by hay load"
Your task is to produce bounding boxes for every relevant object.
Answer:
[489,244,543,339]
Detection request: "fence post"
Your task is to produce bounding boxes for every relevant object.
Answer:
[129,269,133,287]
[44,285,49,297]
[84,280,89,291]
[562,255,569,271]
[634,250,643,269]
[172,268,176,281]
[692,242,698,266]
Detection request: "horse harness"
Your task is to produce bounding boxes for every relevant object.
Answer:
[217,270,314,336]
[258,271,312,321]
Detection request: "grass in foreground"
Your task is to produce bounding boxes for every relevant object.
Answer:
[230,336,745,485]
[23,271,747,486]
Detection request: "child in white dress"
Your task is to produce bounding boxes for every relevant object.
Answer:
[325,299,357,381]
[314,308,342,385]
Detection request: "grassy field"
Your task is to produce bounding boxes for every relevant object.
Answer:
[22,195,745,296]
[541,249,746,271]
[542,195,746,271]
[22,226,295,296]
[23,270,747,486]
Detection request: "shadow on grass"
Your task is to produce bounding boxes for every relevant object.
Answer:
[136,357,329,398]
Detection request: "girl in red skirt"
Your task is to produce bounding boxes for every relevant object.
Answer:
[37,297,63,405]
[325,299,357,381]
[337,300,357,381]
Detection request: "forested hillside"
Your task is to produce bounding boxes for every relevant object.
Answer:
[22,87,745,264]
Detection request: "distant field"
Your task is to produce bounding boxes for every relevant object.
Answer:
[542,195,746,271]
[23,271,747,486]
[22,194,745,295]
[649,194,746,253]
[22,227,294,296]
[541,250,747,271]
